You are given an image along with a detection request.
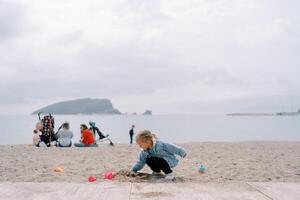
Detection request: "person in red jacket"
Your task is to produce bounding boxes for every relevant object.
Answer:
[74,124,97,147]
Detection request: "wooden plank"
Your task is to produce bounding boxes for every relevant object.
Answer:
[1,182,300,200]
[0,182,131,200]
[248,182,300,200]
[130,182,270,200]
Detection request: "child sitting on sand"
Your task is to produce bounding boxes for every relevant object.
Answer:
[33,122,43,147]
[131,130,186,180]
[33,129,40,147]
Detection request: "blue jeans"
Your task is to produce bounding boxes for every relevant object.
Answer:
[58,142,72,147]
[146,157,172,174]
[74,143,98,147]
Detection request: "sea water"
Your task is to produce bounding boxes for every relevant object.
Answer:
[0,114,299,145]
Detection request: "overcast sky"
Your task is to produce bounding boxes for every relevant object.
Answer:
[1,0,300,114]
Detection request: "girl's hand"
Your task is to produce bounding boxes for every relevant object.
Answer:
[130,171,138,176]
[117,169,138,177]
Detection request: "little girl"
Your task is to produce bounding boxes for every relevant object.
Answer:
[32,122,43,147]
[32,129,41,147]
[131,130,186,180]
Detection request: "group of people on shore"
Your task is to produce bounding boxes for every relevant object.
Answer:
[33,121,186,180]
[33,121,110,147]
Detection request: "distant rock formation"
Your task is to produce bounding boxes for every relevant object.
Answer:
[227,113,275,116]
[32,98,121,115]
[142,110,152,115]
[228,109,300,116]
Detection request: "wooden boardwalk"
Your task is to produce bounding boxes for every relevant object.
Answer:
[0,182,299,200]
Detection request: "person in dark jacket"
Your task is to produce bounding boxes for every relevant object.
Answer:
[129,125,135,144]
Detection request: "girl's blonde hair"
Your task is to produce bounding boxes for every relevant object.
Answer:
[136,130,157,143]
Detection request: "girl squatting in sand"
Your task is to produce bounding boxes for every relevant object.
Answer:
[131,130,187,180]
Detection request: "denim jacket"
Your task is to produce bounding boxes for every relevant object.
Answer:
[131,140,187,172]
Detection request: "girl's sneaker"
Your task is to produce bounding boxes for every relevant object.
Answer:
[152,171,162,176]
[165,172,175,180]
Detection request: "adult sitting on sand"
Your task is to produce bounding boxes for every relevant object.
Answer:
[74,124,97,147]
[56,122,74,147]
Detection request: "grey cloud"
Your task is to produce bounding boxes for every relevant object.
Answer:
[0,0,300,114]
[0,56,243,108]
[75,43,244,92]
[112,0,170,22]
[161,94,300,114]
[56,30,84,47]
[0,1,25,40]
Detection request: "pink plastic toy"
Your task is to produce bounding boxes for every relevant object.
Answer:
[104,171,115,180]
[88,176,97,182]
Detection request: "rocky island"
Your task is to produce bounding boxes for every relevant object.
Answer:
[32,98,121,115]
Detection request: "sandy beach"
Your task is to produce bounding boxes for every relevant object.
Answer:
[0,142,299,183]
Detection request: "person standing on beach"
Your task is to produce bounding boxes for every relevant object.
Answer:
[129,125,135,144]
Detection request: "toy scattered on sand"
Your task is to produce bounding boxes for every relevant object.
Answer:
[88,176,97,182]
[198,164,206,173]
[104,171,116,180]
[53,167,64,173]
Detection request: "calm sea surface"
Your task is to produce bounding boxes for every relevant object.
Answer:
[0,114,299,145]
